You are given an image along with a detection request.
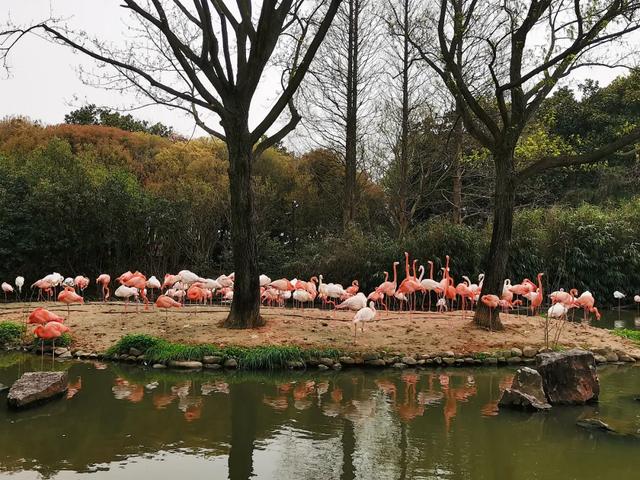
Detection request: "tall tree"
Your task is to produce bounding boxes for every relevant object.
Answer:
[412,0,640,329]
[299,0,380,228]
[2,0,342,328]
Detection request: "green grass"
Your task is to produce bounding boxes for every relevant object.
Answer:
[0,321,26,347]
[612,329,640,343]
[106,334,346,369]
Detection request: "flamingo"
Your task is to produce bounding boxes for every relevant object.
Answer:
[186,285,207,313]
[162,274,181,289]
[345,280,360,296]
[14,276,24,300]
[146,276,162,300]
[34,321,70,363]
[259,274,272,287]
[31,278,55,301]
[155,294,182,319]
[574,291,601,322]
[634,294,640,313]
[74,276,90,295]
[1,282,14,302]
[421,261,441,310]
[353,301,377,341]
[58,287,84,316]
[455,280,474,317]
[528,273,544,314]
[124,273,149,310]
[613,291,625,313]
[367,290,387,311]
[96,274,111,301]
[335,292,367,311]
[377,261,400,310]
[28,307,65,325]
[292,289,315,309]
[114,285,139,312]
[480,294,500,331]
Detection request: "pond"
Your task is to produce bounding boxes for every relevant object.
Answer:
[0,355,639,480]
[593,309,640,331]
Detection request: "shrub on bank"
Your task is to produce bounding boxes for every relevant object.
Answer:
[0,321,25,347]
[108,334,341,369]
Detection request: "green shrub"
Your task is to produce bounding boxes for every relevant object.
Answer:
[32,332,72,348]
[0,321,25,347]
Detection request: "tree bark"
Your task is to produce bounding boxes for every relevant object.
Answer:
[451,113,463,225]
[397,0,410,238]
[343,0,359,228]
[473,149,516,330]
[223,126,264,329]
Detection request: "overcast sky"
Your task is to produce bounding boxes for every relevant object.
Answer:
[1,1,635,140]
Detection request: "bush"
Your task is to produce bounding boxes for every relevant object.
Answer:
[0,321,25,347]
[32,332,72,348]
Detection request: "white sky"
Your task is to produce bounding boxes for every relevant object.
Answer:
[0,1,635,140]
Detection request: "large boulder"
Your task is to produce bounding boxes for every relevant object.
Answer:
[498,367,551,411]
[7,371,68,409]
[536,349,599,405]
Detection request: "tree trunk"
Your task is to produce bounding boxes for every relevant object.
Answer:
[397,0,410,238]
[343,0,358,228]
[473,149,516,330]
[223,129,264,329]
[451,113,463,225]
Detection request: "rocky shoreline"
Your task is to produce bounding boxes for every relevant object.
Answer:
[4,342,638,371]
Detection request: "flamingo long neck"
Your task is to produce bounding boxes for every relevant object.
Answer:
[429,261,434,280]
[412,260,418,280]
[404,253,410,279]
[383,271,389,282]
[418,265,425,282]
[537,274,543,295]
[392,263,398,286]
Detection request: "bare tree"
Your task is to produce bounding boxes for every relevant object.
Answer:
[298,0,381,228]
[2,0,342,328]
[412,0,640,329]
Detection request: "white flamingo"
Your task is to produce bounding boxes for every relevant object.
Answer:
[353,301,377,341]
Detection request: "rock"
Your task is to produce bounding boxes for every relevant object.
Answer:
[332,363,342,370]
[511,347,523,357]
[128,347,142,356]
[152,363,166,369]
[507,356,522,365]
[58,351,72,359]
[417,359,425,366]
[522,346,537,358]
[536,349,599,405]
[339,356,355,365]
[204,364,222,370]
[497,357,507,364]
[223,358,238,369]
[523,358,536,365]
[498,367,551,411]
[54,347,68,356]
[618,354,635,363]
[442,351,455,358]
[483,357,498,366]
[319,357,334,367]
[401,356,417,366]
[306,357,319,366]
[168,360,203,369]
[384,356,400,365]
[454,359,465,366]
[365,359,386,367]
[463,357,475,365]
[318,364,329,371]
[145,381,159,391]
[442,357,455,366]
[7,372,68,409]
[473,359,483,365]
[393,363,407,369]
[605,351,619,362]
[362,352,379,361]
[576,418,614,432]
[425,358,434,365]
[202,355,222,365]
[538,347,552,354]
[592,347,609,356]
[434,357,443,365]
[594,354,607,364]
[286,360,305,369]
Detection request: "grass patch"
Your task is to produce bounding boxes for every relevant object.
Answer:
[0,321,26,347]
[612,329,640,343]
[107,334,346,369]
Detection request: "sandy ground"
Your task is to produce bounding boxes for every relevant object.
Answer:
[1,301,639,357]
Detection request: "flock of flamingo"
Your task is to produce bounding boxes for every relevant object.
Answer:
[2,251,639,341]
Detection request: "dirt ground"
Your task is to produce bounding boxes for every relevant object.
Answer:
[1,301,638,357]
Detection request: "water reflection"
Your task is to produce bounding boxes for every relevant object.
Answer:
[1,356,639,480]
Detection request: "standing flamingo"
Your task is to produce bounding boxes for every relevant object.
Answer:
[155,294,183,319]
[14,276,24,300]
[1,282,14,302]
[378,261,400,310]
[480,294,500,331]
[58,287,84,317]
[34,321,70,364]
[353,301,377,341]
[613,291,626,314]
[114,285,139,312]
[96,274,111,301]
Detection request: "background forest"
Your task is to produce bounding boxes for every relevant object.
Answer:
[1,70,639,306]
